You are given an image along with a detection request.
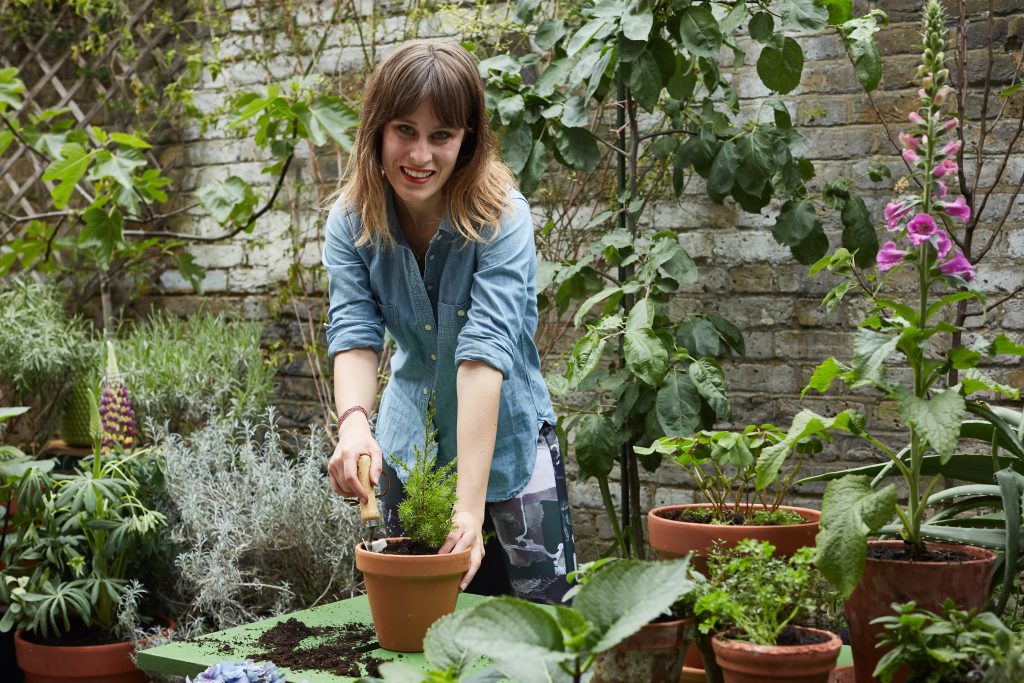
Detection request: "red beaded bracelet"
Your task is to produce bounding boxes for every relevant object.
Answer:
[337,405,369,433]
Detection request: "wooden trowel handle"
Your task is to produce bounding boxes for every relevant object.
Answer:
[357,454,380,523]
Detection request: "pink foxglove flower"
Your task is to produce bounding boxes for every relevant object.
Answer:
[909,112,926,125]
[941,139,961,156]
[935,181,948,198]
[899,132,919,150]
[877,241,907,272]
[902,149,921,165]
[942,196,971,221]
[934,159,958,178]
[907,213,938,245]
[885,201,913,230]
[939,250,975,280]
[933,230,952,258]
[944,118,959,131]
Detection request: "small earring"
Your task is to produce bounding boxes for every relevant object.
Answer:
[380,166,385,177]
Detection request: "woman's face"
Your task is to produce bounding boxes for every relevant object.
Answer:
[380,98,466,218]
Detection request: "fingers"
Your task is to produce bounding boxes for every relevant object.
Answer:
[327,435,382,502]
[438,523,485,591]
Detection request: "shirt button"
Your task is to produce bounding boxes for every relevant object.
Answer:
[426,284,434,291]
[422,387,429,395]
[429,255,435,261]
[430,353,437,361]
[457,309,465,317]
[424,323,432,331]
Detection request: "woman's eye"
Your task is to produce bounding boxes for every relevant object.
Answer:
[398,125,414,135]
[433,131,452,140]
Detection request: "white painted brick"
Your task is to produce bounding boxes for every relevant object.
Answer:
[190,244,245,269]
[712,231,792,264]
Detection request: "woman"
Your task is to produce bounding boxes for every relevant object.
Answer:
[323,41,575,603]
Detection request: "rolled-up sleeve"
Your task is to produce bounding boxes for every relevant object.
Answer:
[455,198,535,379]
[322,204,384,359]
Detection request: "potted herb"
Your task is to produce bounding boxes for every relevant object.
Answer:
[0,446,166,683]
[697,539,841,683]
[365,557,695,682]
[872,600,1010,683]
[354,409,468,653]
[638,424,823,573]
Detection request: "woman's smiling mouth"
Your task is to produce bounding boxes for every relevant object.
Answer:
[400,166,435,183]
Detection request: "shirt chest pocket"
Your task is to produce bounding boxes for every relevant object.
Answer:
[437,301,470,349]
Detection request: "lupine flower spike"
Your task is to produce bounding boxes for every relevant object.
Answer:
[100,340,137,452]
[876,0,974,281]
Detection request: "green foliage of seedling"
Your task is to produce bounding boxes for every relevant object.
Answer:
[391,400,457,551]
[696,539,819,646]
[872,599,1011,683]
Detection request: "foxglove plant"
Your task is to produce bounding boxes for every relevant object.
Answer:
[100,340,137,452]
[773,0,1024,599]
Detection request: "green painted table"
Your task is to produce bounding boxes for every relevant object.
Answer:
[136,593,491,682]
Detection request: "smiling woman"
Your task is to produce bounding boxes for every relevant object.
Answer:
[322,41,577,609]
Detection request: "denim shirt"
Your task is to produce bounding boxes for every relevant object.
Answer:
[322,188,556,502]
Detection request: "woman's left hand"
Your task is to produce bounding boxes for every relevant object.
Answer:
[439,509,485,590]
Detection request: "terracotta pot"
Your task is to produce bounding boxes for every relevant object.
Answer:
[648,503,821,673]
[845,540,997,683]
[590,616,693,683]
[712,626,842,683]
[356,538,470,652]
[14,631,143,683]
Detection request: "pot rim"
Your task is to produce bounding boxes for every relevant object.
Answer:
[648,503,821,528]
[711,625,842,654]
[355,537,472,559]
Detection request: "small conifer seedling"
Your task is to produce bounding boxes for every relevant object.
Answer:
[390,400,457,552]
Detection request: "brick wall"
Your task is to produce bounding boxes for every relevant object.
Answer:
[134,0,1024,561]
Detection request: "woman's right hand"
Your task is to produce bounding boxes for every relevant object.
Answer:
[327,413,383,503]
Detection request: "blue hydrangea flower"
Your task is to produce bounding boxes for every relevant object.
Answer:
[188,660,286,683]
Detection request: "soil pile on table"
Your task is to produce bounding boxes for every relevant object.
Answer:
[247,617,386,678]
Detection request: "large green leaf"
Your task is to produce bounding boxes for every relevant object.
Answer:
[627,52,663,113]
[90,149,146,192]
[656,370,702,436]
[735,127,775,196]
[567,18,610,57]
[756,35,804,94]
[519,139,549,196]
[536,58,573,98]
[424,610,474,671]
[802,357,848,397]
[574,558,693,652]
[0,66,25,112]
[816,475,898,598]
[454,598,574,681]
[43,143,93,209]
[749,11,774,42]
[820,0,853,25]
[501,122,533,175]
[625,328,668,386]
[561,95,590,129]
[851,328,898,385]
[566,330,607,388]
[535,19,567,50]
[306,96,358,149]
[554,126,601,172]
[196,176,257,226]
[894,387,965,462]
[497,95,525,126]
[772,199,819,247]
[575,413,617,479]
[689,358,731,420]
[707,140,738,203]
[622,0,654,42]
[678,6,722,59]
[653,239,698,285]
[79,207,124,270]
[797,453,1024,486]
[840,195,878,267]
[780,0,829,32]
[756,409,855,490]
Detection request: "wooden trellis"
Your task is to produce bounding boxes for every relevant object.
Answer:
[0,0,190,220]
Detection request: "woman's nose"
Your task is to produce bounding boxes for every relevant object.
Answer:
[410,138,431,165]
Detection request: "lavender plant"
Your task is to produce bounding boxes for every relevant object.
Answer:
[776,0,1024,599]
[152,411,362,631]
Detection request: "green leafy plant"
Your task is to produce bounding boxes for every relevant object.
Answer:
[391,402,457,552]
[368,557,695,682]
[636,423,825,524]
[0,448,165,640]
[872,599,1010,683]
[473,0,886,559]
[766,0,1024,600]
[115,312,277,439]
[695,539,819,646]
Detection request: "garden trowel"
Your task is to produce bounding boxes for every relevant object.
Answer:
[357,454,382,550]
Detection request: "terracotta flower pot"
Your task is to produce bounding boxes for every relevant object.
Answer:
[356,538,471,652]
[14,631,143,683]
[590,616,693,683]
[712,626,842,683]
[845,540,997,683]
[648,503,821,672]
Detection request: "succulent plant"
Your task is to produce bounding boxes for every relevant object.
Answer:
[187,660,286,683]
[100,341,137,452]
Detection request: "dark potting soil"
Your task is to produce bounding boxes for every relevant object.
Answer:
[379,538,437,555]
[867,543,974,563]
[244,617,386,679]
[724,626,830,646]
[658,507,803,526]
[23,622,123,647]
